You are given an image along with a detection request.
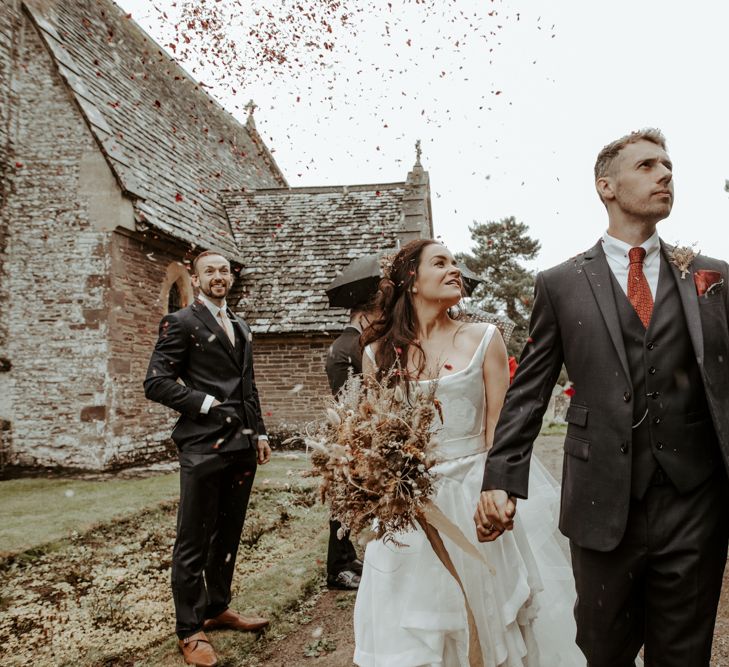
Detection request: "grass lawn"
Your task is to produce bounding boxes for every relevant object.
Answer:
[0,453,309,559]
[0,452,327,666]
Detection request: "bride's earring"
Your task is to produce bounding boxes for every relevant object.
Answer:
[412,287,418,294]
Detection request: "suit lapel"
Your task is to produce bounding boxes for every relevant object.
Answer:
[661,240,704,364]
[582,241,631,382]
[191,301,241,367]
[229,311,251,375]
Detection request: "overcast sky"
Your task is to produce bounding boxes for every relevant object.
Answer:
[117,0,729,271]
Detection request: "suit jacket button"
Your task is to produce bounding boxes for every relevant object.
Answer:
[649,366,657,374]
[623,391,631,402]
[620,442,629,454]
[656,441,664,450]
[653,417,661,425]
[647,341,655,350]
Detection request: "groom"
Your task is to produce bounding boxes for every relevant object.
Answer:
[476,129,729,666]
[145,250,271,667]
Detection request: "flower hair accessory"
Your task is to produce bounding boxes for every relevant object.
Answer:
[669,243,699,280]
[379,253,396,280]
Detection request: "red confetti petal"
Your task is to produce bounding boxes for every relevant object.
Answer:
[444,363,453,370]
[175,192,184,202]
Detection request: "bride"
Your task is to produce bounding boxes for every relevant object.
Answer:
[353,239,585,666]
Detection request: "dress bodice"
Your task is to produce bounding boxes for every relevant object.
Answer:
[365,325,496,460]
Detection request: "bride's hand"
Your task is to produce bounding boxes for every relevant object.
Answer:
[474,490,517,542]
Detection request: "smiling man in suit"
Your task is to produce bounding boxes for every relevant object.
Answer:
[145,250,271,667]
[476,129,729,666]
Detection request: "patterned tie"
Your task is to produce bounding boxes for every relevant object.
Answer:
[217,309,235,346]
[627,247,654,328]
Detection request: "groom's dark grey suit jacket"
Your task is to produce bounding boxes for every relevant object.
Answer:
[483,239,729,551]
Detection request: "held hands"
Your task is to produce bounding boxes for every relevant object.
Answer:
[474,490,517,542]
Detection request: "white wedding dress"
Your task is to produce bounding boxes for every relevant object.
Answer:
[353,325,585,667]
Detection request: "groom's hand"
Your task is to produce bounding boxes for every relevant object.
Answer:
[474,490,517,542]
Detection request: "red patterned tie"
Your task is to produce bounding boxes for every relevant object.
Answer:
[628,247,653,328]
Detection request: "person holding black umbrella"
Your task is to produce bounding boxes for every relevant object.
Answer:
[324,302,378,589]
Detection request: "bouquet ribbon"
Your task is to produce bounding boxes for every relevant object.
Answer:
[419,502,495,667]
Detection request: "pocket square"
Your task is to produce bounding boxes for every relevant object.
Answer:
[694,270,724,297]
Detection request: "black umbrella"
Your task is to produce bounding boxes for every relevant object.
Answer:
[326,249,484,309]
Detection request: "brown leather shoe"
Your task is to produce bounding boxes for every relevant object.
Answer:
[203,608,270,632]
[178,631,217,666]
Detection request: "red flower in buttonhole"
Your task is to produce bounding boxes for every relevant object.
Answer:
[527,337,534,344]
[564,384,576,397]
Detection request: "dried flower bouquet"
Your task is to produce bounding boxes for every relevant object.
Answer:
[307,367,442,545]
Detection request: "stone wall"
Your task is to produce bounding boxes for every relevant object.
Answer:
[252,334,334,435]
[0,1,20,466]
[0,12,112,468]
[105,230,193,466]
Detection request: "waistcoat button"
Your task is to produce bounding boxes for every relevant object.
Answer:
[623,391,631,402]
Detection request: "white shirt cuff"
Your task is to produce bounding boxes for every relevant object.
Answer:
[258,435,269,441]
[200,394,216,414]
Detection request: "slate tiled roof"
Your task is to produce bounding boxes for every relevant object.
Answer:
[223,184,410,333]
[23,0,287,259]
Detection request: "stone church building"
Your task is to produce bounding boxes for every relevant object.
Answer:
[0,0,433,470]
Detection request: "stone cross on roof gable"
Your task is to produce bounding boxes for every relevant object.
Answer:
[245,99,257,128]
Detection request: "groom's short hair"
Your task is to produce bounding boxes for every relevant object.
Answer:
[192,250,229,275]
[594,128,667,182]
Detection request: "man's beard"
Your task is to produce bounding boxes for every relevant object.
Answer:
[201,282,229,299]
[616,191,672,221]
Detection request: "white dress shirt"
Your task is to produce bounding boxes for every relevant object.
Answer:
[602,230,661,299]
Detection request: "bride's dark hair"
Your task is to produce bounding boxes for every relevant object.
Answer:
[361,238,441,384]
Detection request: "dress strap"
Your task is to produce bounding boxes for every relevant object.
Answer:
[364,344,376,362]
[473,323,497,366]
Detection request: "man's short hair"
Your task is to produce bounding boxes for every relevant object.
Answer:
[192,250,229,275]
[594,128,667,181]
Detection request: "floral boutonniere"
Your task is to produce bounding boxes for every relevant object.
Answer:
[669,243,700,279]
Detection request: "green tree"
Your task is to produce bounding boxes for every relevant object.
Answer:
[457,217,540,357]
